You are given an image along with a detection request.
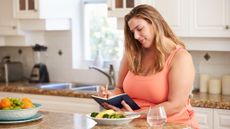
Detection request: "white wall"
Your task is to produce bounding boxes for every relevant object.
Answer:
[0,31,109,85]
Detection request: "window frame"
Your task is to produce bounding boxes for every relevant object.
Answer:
[73,0,123,70]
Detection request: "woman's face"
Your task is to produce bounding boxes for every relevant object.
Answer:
[128,17,154,49]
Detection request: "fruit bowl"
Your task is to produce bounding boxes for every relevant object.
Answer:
[0,103,42,121]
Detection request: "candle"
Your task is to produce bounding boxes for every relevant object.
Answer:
[209,79,221,94]
[222,75,230,95]
[200,74,210,93]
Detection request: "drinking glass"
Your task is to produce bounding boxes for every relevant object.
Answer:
[147,106,167,128]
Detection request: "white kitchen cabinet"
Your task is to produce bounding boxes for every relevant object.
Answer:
[190,0,230,37]
[13,0,74,19]
[153,0,190,37]
[214,109,230,129]
[111,0,230,38]
[194,107,230,129]
[0,0,22,36]
[194,107,213,129]
[0,92,100,114]
[12,0,73,31]
[107,0,154,17]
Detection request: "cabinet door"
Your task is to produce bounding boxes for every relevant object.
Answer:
[0,0,20,36]
[107,0,154,17]
[14,0,74,19]
[190,0,230,37]
[193,107,213,129]
[153,0,190,37]
[214,109,230,129]
[14,0,39,19]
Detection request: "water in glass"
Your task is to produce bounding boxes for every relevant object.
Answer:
[147,106,167,128]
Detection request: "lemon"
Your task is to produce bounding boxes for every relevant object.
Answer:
[96,109,115,118]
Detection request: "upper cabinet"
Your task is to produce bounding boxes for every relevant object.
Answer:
[0,0,22,36]
[153,0,190,37]
[109,0,230,37]
[13,0,74,19]
[190,0,230,37]
[107,0,154,17]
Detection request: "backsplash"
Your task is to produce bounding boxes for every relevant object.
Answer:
[190,51,230,89]
[0,31,230,89]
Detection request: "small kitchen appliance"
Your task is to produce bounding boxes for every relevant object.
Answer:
[30,63,49,83]
[0,56,23,82]
[30,44,49,83]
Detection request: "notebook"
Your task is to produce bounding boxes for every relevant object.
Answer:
[91,93,140,110]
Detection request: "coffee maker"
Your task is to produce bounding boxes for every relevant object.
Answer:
[30,44,49,83]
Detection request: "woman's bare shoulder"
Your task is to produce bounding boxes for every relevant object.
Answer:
[171,49,193,67]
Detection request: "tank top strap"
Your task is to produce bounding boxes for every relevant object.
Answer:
[165,45,183,67]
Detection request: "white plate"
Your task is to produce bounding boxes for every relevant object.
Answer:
[0,113,43,124]
[86,112,140,125]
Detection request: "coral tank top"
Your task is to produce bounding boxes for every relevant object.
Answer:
[123,45,199,129]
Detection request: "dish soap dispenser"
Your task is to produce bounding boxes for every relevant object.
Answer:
[94,50,104,68]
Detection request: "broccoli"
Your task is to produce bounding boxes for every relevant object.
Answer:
[90,112,99,117]
[102,113,110,118]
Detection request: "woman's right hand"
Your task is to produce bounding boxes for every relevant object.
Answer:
[98,86,113,98]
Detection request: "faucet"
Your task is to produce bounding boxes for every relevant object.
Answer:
[89,64,115,89]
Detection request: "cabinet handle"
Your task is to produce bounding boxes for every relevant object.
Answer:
[108,7,111,11]
[12,26,17,30]
[226,25,229,30]
[34,9,38,12]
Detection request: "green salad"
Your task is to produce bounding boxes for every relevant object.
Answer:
[90,110,126,119]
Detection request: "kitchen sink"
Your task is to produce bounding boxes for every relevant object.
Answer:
[37,83,100,92]
[73,85,100,92]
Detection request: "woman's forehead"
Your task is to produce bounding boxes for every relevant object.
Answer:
[128,17,145,30]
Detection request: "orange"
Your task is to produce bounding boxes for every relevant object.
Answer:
[0,98,11,108]
[22,97,32,103]
[22,101,33,109]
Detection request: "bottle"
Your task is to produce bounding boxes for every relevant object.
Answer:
[94,50,104,68]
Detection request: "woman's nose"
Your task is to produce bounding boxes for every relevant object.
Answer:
[134,32,140,40]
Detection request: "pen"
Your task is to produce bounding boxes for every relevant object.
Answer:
[105,83,109,98]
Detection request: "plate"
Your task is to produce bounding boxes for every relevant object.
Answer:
[86,112,140,125]
[0,113,43,124]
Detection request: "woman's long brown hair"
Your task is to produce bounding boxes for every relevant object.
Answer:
[124,4,185,75]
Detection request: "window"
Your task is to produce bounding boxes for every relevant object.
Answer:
[82,0,124,69]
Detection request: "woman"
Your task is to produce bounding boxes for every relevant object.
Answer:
[99,4,199,128]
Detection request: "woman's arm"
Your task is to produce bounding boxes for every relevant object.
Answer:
[112,54,129,95]
[132,49,195,115]
[157,49,195,115]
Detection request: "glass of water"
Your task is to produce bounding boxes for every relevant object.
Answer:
[147,106,167,128]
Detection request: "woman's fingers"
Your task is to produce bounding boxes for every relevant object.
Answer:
[102,101,133,112]
[121,100,133,111]
[98,86,113,98]
[102,103,121,111]
[98,86,108,98]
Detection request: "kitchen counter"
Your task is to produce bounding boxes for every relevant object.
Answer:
[0,82,230,110]
[0,111,193,129]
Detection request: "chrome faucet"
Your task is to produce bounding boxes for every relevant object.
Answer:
[89,64,115,89]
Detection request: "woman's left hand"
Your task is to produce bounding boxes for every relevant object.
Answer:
[102,100,133,112]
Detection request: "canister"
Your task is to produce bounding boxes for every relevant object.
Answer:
[209,79,221,94]
[222,75,230,95]
[200,74,210,93]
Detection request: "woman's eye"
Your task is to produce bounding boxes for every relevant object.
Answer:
[137,27,143,31]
